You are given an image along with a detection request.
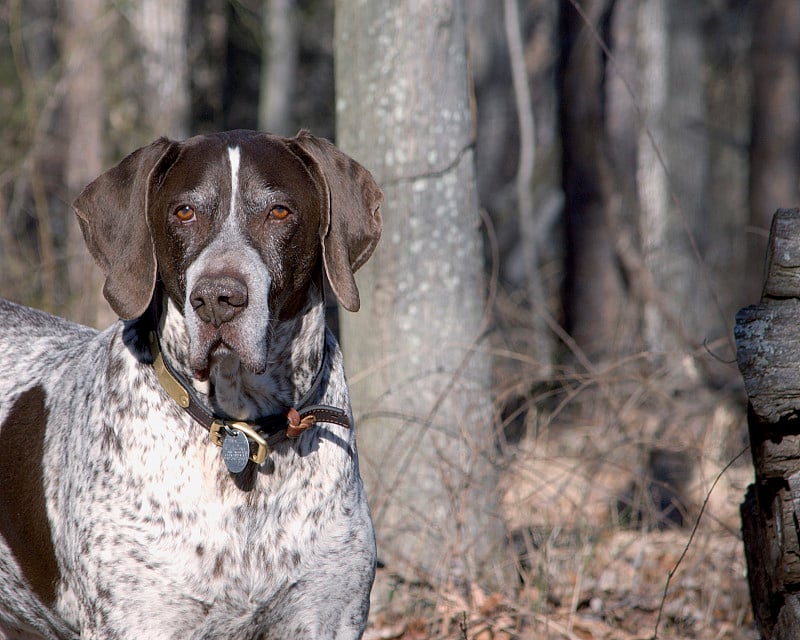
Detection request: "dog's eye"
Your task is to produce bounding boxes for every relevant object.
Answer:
[269,205,291,220]
[175,205,196,223]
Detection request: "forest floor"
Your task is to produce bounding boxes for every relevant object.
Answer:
[364,339,758,639]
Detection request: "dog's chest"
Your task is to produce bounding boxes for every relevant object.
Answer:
[132,466,327,601]
[46,334,357,624]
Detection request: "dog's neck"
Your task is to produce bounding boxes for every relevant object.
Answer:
[156,289,328,422]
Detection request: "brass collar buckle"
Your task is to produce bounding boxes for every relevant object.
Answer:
[210,420,270,466]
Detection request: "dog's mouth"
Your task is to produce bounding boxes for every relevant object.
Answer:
[189,329,268,381]
[190,338,221,380]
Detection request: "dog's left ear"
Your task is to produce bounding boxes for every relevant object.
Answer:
[73,138,178,320]
[288,130,383,312]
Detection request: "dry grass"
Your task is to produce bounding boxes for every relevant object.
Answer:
[365,302,756,639]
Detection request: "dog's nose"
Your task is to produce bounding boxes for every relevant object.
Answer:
[190,276,248,327]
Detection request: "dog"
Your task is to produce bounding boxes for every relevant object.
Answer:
[0,130,382,639]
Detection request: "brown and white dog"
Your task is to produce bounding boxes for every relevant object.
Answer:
[0,130,381,639]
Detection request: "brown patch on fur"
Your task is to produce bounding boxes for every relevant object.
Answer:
[0,386,60,605]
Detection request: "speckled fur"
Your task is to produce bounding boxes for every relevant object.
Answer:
[0,131,381,639]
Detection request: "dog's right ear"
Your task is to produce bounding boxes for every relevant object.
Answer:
[73,138,178,320]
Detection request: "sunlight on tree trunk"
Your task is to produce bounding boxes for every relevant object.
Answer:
[636,0,707,372]
[258,0,297,135]
[335,0,509,601]
[131,0,190,139]
[636,0,670,355]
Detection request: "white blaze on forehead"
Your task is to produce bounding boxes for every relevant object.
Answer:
[182,144,272,376]
[228,146,241,220]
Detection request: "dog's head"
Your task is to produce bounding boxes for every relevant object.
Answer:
[73,130,382,376]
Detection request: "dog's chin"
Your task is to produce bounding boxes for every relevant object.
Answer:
[190,339,267,381]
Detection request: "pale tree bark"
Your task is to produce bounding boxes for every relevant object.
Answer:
[607,0,717,369]
[130,0,190,139]
[258,0,298,135]
[62,0,110,327]
[636,0,670,354]
[636,0,706,366]
[335,0,508,597]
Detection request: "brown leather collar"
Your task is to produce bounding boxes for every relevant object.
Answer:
[148,331,350,466]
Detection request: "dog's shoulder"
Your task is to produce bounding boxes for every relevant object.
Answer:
[0,299,102,398]
[0,297,97,341]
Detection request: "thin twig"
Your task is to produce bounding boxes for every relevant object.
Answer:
[652,445,750,639]
[503,0,554,375]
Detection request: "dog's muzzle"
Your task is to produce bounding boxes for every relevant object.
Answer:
[190,275,248,328]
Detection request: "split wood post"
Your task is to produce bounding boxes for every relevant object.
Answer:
[736,208,800,638]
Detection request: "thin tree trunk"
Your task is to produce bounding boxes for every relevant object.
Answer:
[749,0,800,301]
[666,0,708,350]
[335,0,509,597]
[131,0,190,139]
[259,0,297,135]
[636,0,670,354]
[560,0,624,361]
[504,0,553,375]
[63,0,109,326]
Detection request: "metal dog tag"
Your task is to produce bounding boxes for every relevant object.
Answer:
[221,428,250,473]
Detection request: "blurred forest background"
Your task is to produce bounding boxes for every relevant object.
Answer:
[0,0,781,637]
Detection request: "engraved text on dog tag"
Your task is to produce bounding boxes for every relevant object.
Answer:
[222,428,250,473]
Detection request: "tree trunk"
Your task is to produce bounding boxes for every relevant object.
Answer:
[736,209,800,638]
[130,0,190,139]
[560,0,625,361]
[62,0,110,327]
[258,0,298,135]
[637,0,708,364]
[636,0,671,355]
[335,0,508,597]
[503,0,554,375]
[749,0,800,302]
[704,3,752,335]
[665,0,708,339]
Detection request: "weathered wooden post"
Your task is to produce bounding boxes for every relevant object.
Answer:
[736,208,800,638]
